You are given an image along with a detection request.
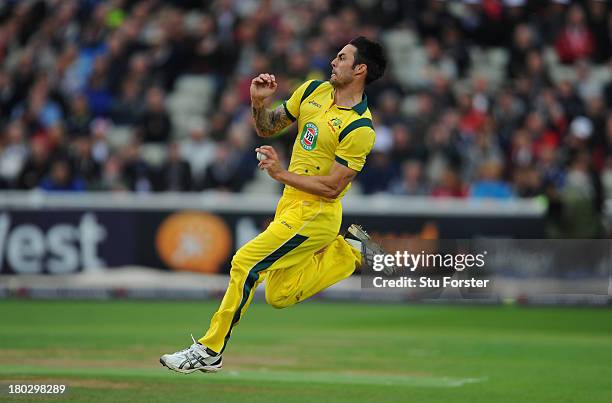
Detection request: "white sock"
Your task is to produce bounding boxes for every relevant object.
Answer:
[346,238,362,251]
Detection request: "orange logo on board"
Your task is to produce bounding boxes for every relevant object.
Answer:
[156,212,232,274]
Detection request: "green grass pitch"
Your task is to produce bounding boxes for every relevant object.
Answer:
[0,300,611,402]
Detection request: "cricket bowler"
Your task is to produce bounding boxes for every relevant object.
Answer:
[161,36,389,373]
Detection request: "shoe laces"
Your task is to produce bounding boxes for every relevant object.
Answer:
[189,334,213,358]
[357,225,369,236]
[189,334,203,353]
[174,334,201,355]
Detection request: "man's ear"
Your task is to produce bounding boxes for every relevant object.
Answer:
[354,63,367,79]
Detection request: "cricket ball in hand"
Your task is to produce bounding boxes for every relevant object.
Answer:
[257,151,267,161]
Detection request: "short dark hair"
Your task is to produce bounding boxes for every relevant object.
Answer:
[349,36,387,85]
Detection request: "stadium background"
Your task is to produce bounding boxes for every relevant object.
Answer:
[0,1,611,402]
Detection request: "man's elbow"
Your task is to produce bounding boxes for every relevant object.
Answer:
[322,190,339,199]
[322,185,344,199]
[255,128,268,138]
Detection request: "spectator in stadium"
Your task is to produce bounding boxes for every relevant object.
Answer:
[17,136,51,190]
[470,160,514,199]
[507,23,537,79]
[40,158,86,192]
[430,165,467,198]
[492,87,524,150]
[110,80,144,126]
[463,121,504,182]
[417,0,455,41]
[513,165,543,198]
[84,55,113,117]
[558,151,605,237]
[441,24,470,78]
[69,136,100,185]
[539,0,569,45]
[90,117,111,165]
[137,86,171,143]
[585,0,610,63]
[357,151,395,195]
[0,69,17,119]
[537,143,566,191]
[120,141,152,193]
[377,91,405,127]
[179,124,217,189]
[188,13,234,77]
[425,122,462,184]
[15,77,63,131]
[66,94,93,137]
[409,91,437,146]
[389,159,429,196]
[413,36,458,89]
[556,79,585,119]
[104,32,130,96]
[201,142,244,192]
[523,49,553,99]
[92,155,128,192]
[430,73,457,112]
[511,128,536,168]
[0,121,28,188]
[124,53,154,98]
[554,4,596,64]
[390,124,427,167]
[525,111,561,160]
[156,142,192,192]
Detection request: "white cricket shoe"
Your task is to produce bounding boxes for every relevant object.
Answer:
[346,224,396,275]
[160,335,222,374]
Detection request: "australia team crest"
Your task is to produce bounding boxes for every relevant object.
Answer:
[300,122,318,151]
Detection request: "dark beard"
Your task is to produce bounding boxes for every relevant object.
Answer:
[330,77,346,88]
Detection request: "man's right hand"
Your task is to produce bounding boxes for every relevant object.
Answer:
[250,73,277,106]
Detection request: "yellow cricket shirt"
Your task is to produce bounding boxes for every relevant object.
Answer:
[282,79,376,200]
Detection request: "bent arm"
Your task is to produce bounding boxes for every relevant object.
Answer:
[275,162,357,199]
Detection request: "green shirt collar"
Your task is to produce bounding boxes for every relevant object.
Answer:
[330,90,368,115]
[352,93,368,115]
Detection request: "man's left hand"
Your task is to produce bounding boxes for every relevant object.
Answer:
[256,145,285,181]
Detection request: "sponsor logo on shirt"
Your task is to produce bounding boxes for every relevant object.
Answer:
[300,122,319,151]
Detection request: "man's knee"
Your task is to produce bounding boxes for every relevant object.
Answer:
[265,288,294,309]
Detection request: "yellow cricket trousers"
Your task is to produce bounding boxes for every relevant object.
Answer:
[199,190,362,354]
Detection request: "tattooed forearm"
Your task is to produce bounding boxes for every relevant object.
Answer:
[251,104,292,137]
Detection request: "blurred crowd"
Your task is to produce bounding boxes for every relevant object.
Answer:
[0,0,611,233]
